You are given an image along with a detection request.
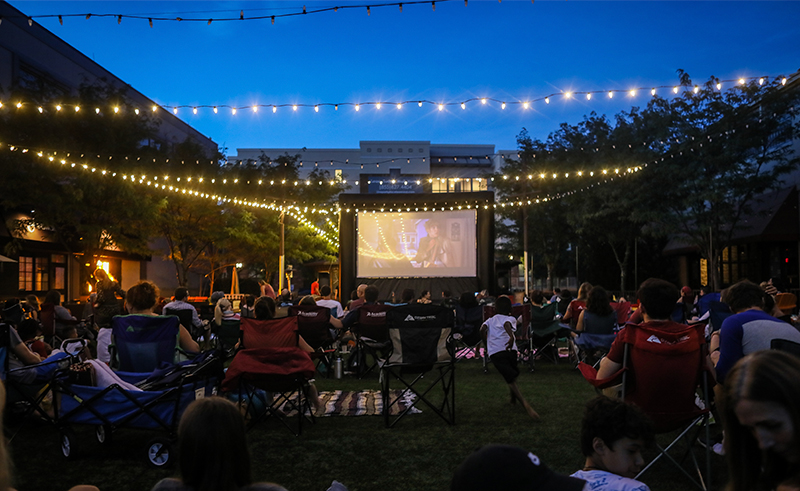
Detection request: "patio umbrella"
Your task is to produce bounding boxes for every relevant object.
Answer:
[231,266,240,295]
[0,254,16,263]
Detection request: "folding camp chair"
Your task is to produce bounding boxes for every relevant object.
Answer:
[224,317,316,435]
[708,301,733,334]
[288,305,337,377]
[164,308,205,344]
[214,318,242,360]
[453,304,487,371]
[570,331,617,368]
[578,322,712,490]
[527,303,562,370]
[39,303,80,346]
[381,304,455,428]
[771,337,800,357]
[351,304,394,378]
[109,315,184,373]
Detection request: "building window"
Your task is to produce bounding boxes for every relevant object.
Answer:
[35,257,49,291]
[19,257,33,291]
[431,178,488,194]
[52,254,67,290]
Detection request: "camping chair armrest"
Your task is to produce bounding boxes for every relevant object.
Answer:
[577,361,627,389]
[108,343,118,370]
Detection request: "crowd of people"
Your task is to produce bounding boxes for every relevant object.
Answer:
[3,272,800,491]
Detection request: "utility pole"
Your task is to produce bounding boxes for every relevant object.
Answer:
[278,210,285,292]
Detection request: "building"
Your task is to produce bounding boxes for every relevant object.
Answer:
[0,1,217,301]
[228,141,513,195]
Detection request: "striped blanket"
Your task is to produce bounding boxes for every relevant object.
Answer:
[282,390,421,417]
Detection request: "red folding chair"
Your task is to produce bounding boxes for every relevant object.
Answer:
[224,317,316,435]
[578,322,713,490]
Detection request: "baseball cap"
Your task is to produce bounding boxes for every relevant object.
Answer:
[681,286,693,295]
[451,445,587,491]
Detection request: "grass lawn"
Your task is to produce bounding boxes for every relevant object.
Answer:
[7,355,728,491]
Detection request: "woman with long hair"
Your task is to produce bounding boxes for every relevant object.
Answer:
[151,397,287,491]
[722,350,800,491]
[575,286,616,335]
[563,282,592,329]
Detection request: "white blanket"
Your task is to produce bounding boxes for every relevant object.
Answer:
[87,359,142,392]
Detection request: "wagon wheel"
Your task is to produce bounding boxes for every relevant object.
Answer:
[95,425,113,445]
[60,429,77,459]
[146,438,173,468]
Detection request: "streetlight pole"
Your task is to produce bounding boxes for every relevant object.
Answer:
[278,210,285,292]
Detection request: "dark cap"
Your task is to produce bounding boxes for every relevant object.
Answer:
[451,445,586,491]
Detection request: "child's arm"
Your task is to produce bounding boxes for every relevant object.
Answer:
[504,321,515,350]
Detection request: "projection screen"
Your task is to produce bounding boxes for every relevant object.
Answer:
[356,210,477,278]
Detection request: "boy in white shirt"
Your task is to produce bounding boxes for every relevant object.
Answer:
[571,396,655,491]
[480,296,539,419]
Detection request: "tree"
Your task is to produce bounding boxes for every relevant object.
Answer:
[639,72,800,289]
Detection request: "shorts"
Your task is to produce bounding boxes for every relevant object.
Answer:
[489,350,520,384]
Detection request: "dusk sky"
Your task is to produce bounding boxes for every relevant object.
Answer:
[10,1,800,157]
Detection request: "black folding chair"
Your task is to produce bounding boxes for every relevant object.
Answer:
[352,304,393,378]
[381,304,455,428]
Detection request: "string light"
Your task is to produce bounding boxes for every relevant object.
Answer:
[21,1,460,27]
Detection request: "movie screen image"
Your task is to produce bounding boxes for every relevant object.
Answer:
[356,210,477,278]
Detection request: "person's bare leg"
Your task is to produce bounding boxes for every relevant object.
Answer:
[508,381,539,420]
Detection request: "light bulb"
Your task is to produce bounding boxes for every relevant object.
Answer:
[396,103,402,109]
[629,89,636,97]
[213,106,218,113]
[461,102,466,109]
[651,88,656,96]
[314,105,319,112]
[418,101,423,107]
[481,98,487,104]
[55,105,61,111]
[134,108,139,115]
[292,105,297,111]
[272,105,277,113]
[565,92,572,99]
[193,107,197,114]
[739,78,745,85]
[172,107,177,114]
[608,91,613,98]
[523,101,530,108]
[376,103,381,109]
[693,86,699,93]
[545,97,550,104]
[232,108,237,115]
[355,104,360,111]
[438,104,444,111]
[74,106,80,112]
[113,106,119,113]
[501,102,506,109]
[152,105,157,112]
[673,86,679,93]
[716,83,722,90]
[586,93,591,100]
[759,78,764,85]
[782,78,787,85]
[38,106,43,113]
[96,108,101,114]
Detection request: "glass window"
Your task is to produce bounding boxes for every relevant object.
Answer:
[35,257,49,291]
[51,254,66,263]
[54,266,65,290]
[19,257,33,291]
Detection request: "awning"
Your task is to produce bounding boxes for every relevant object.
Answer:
[0,254,17,263]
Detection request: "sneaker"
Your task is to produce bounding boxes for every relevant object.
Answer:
[697,433,724,455]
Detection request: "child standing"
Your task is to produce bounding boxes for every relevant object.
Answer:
[571,395,655,491]
[481,296,539,420]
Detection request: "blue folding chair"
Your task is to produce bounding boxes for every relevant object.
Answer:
[110,315,183,373]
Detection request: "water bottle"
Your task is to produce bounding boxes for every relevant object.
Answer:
[334,354,343,379]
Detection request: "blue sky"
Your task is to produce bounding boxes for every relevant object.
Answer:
[10,1,800,157]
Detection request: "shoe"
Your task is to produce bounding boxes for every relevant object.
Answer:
[697,433,724,455]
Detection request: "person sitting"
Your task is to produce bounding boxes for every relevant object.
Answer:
[417,290,432,304]
[677,286,698,322]
[240,295,256,319]
[557,289,573,316]
[23,295,40,322]
[342,286,381,329]
[316,286,344,318]
[214,298,240,327]
[455,291,483,350]
[277,289,293,307]
[42,290,79,340]
[529,290,546,307]
[17,318,51,358]
[114,281,199,358]
[163,287,205,332]
[563,283,592,328]
[571,395,655,491]
[451,444,586,491]
[151,397,288,491]
[575,286,617,336]
[597,278,688,380]
[298,295,343,330]
[549,288,562,304]
[721,350,800,491]
[711,280,800,385]
[481,295,539,420]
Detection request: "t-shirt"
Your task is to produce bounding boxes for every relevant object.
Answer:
[606,320,688,364]
[162,299,203,328]
[571,470,650,491]
[482,314,517,357]
[715,309,800,383]
[317,299,344,318]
